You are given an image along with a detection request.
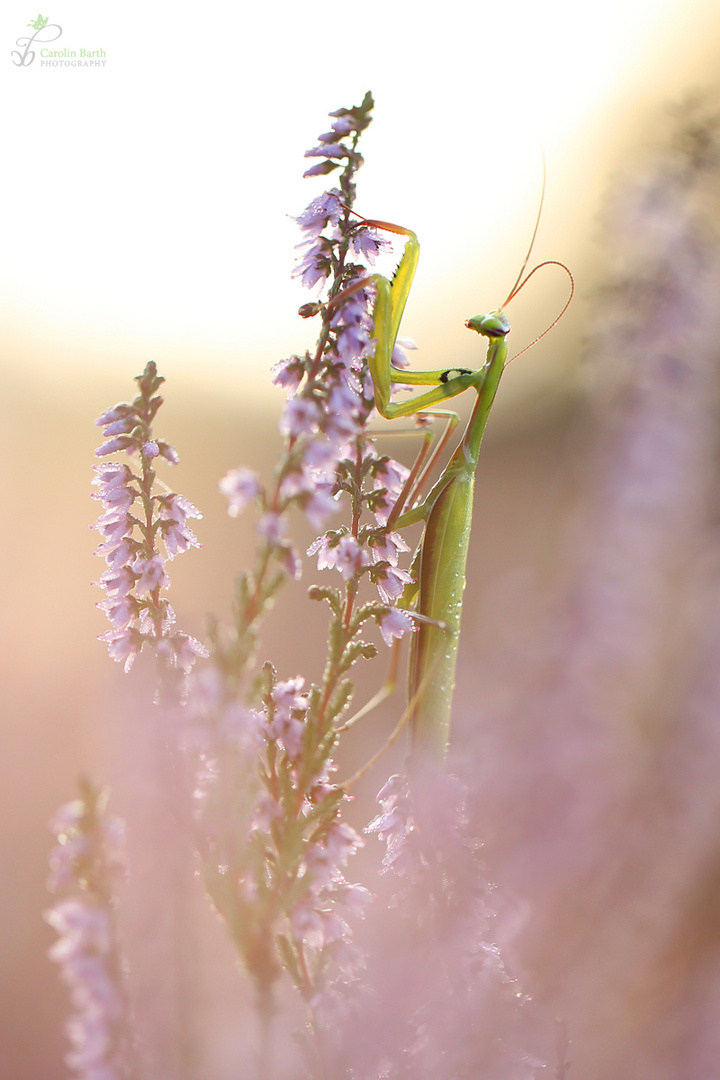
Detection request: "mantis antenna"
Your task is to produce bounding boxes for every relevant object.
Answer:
[496,148,575,364]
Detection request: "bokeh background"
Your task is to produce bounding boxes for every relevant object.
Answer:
[4,1,720,1076]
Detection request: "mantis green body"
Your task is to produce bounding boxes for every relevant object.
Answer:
[397,309,509,761]
[351,218,514,761]
[330,208,570,765]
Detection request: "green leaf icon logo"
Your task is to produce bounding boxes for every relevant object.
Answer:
[27,14,49,30]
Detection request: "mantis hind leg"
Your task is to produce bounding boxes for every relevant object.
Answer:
[385,410,460,527]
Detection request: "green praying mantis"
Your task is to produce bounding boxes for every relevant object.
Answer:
[332,197,573,764]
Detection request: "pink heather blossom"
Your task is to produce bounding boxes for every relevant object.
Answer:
[251,791,283,833]
[271,354,305,393]
[328,115,354,135]
[372,563,414,604]
[302,161,336,178]
[218,704,264,753]
[158,496,202,558]
[98,628,140,672]
[304,141,346,159]
[303,486,338,529]
[366,773,414,871]
[307,532,366,576]
[99,538,136,571]
[266,712,305,760]
[315,909,350,946]
[302,437,341,475]
[156,440,179,465]
[158,493,201,526]
[374,457,410,497]
[92,461,133,485]
[368,772,473,886]
[320,938,366,983]
[281,396,320,438]
[287,814,368,977]
[265,677,309,759]
[99,416,136,437]
[370,530,411,566]
[280,466,340,527]
[96,404,135,427]
[333,534,367,580]
[378,606,413,646]
[372,457,411,525]
[273,676,309,714]
[325,384,363,442]
[333,882,372,916]
[304,845,339,889]
[161,519,200,559]
[391,336,417,369]
[256,512,285,544]
[133,555,169,596]
[91,483,135,512]
[293,192,342,239]
[47,900,113,961]
[291,901,327,948]
[350,228,389,263]
[48,835,90,895]
[324,821,363,866]
[275,542,303,580]
[95,436,136,457]
[292,240,332,290]
[307,533,340,570]
[93,512,135,546]
[168,634,209,674]
[279,468,311,500]
[332,299,374,369]
[139,602,174,636]
[219,468,262,517]
[96,597,138,630]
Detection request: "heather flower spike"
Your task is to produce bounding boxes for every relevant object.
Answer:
[186,91,424,1035]
[92,361,207,679]
[45,778,133,1080]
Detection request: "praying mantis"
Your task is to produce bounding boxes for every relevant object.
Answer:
[333,201,572,763]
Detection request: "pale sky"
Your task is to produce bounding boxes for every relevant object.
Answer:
[3,0,720,391]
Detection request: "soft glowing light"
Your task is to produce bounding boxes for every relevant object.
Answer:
[2,0,719,378]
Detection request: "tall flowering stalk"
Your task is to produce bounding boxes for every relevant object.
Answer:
[188,93,424,1048]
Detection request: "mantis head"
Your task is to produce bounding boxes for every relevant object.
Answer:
[465,310,510,339]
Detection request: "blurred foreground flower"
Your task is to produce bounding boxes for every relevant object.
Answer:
[45,778,133,1080]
